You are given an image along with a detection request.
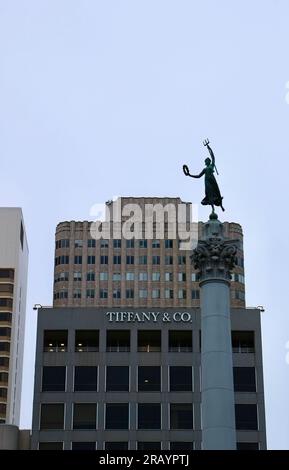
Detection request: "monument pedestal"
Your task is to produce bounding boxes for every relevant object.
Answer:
[192,215,238,450]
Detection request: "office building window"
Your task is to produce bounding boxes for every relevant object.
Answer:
[74,240,83,248]
[170,366,192,391]
[191,273,197,281]
[113,255,121,264]
[178,289,186,299]
[107,330,130,352]
[178,272,186,282]
[73,403,97,430]
[138,442,161,450]
[0,342,10,353]
[113,288,121,299]
[178,255,186,265]
[100,272,108,281]
[139,272,148,281]
[113,239,121,248]
[152,256,160,265]
[100,289,108,299]
[170,404,193,429]
[43,330,68,352]
[152,289,160,299]
[233,367,256,392]
[74,256,82,265]
[191,289,200,300]
[105,442,128,450]
[0,388,7,399]
[152,272,160,281]
[165,272,173,281]
[74,367,98,392]
[75,330,99,352]
[165,256,173,265]
[55,239,69,249]
[235,404,258,430]
[100,239,109,248]
[139,239,147,248]
[55,256,69,266]
[73,289,81,299]
[0,372,8,384]
[232,331,255,353]
[112,273,121,281]
[42,366,66,392]
[87,256,95,264]
[165,239,173,248]
[138,404,161,429]
[40,404,64,430]
[126,272,134,281]
[139,289,148,299]
[0,357,9,368]
[126,289,134,299]
[100,255,108,264]
[234,290,245,301]
[126,256,134,265]
[72,442,96,450]
[139,256,147,265]
[86,289,95,299]
[0,328,11,339]
[0,312,12,323]
[152,239,160,248]
[138,330,161,352]
[87,238,96,248]
[39,442,63,450]
[105,404,129,429]
[87,271,95,281]
[138,366,161,392]
[55,272,69,283]
[169,331,192,352]
[73,272,82,281]
[106,366,129,392]
[126,239,134,248]
[170,442,194,451]
[236,442,259,450]
[165,288,174,299]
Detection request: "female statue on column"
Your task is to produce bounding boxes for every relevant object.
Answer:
[183,139,225,214]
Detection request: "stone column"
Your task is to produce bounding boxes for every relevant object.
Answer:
[192,215,238,450]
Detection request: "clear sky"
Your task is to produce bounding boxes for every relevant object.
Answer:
[0,0,288,449]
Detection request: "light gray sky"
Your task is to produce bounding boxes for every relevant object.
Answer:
[0,1,288,449]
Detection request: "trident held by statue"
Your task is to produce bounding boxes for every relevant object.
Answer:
[203,139,219,175]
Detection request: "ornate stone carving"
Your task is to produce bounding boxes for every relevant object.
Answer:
[191,236,238,282]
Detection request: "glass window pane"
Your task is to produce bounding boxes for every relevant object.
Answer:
[73,404,97,430]
[106,404,129,429]
[138,404,161,429]
[40,404,64,430]
[170,367,192,391]
[106,366,129,391]
[138,367,161,392]
[42,367,66,392]
[170,404,193,429]
[74,367,98,391]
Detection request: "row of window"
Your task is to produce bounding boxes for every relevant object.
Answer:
[37,441,259,451]
[54,288,200,300]
[38,402,259,431]
[56,239,176,249]
[55,272,200,282]
[41,365,257,393]
[55,255,189,266]
[0,312,12,323]
[43,329,255,353]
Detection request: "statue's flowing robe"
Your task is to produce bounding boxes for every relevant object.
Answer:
[201,165,223,207]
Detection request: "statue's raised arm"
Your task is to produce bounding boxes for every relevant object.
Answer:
[203,139,215,168]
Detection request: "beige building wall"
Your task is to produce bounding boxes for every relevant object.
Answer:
[53,197,245,309]
[0,208,28,426]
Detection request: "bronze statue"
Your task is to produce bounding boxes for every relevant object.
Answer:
[183,139,225,214]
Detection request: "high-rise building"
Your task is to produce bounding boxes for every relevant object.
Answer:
[31,197,266,450]
[53,197,245,309]
[0,208,28,426]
